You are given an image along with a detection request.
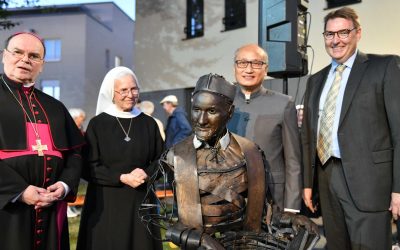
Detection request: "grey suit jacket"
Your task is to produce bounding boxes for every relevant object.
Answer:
[302,52,400,212]
[228,86,302,211]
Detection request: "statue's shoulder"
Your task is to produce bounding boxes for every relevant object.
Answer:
[231,133,257,149]
[164,135,195,165]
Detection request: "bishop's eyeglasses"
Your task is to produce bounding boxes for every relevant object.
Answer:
[235,60,267,69]
[114,88,140,97]
[3,48,43,63]
[322,28,357,40]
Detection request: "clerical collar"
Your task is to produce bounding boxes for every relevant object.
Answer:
[193,130,230,150]
[24,82,35,88]
[103,105,142,119]
[2,74,35,90]
[237,85,265,102]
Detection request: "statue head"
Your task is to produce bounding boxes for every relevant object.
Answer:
[191,73,236,144]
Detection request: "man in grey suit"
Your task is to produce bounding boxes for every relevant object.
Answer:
[302,7,400,249]
[228,44,302,214]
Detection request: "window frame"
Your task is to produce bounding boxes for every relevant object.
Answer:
[41,80,61,100]
[44,39,62,62]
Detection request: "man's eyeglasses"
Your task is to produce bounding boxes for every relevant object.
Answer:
[114,88,139,97]
[3,48,43,63]
[235,60,267,69]
[322,28,357,40]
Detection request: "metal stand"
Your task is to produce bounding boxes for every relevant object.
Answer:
[283,76,288,95]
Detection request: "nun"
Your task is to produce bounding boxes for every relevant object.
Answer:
[77,66,163,250]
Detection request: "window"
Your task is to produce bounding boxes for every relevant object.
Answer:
[41,80,60,100]
[184,0,204,39]
[222,0,246,31]
[44,39,61,62]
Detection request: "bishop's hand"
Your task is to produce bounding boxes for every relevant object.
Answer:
[21,185,56,209]
[47,181,66,200]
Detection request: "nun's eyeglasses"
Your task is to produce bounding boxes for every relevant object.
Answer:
[114,88,139,97]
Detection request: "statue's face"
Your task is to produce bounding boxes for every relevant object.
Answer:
[191,91,232,143]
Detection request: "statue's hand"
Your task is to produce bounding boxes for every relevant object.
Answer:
[277,212,319,235]
[291,214,319,235]
[200,233,224,250]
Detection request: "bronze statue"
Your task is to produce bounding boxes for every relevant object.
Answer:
[140,74,319,249]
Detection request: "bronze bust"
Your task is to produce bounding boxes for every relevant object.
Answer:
[140,73,319,249]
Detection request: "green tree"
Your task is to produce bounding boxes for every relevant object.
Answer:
[1,0,38,30]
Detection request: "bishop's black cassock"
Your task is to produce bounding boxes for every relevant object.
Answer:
[0,74,85,250]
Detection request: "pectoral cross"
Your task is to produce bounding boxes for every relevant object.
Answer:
[32,139,48,156]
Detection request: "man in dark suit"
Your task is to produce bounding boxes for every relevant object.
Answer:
[228,44,302,214]
[302,7,400,249]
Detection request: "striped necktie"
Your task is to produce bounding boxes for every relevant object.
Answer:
[317,64,346,165]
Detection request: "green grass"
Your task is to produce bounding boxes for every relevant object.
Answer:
[68,217,80,250]
[67,182,178,249]
[68,218,176,250]
[68,182,86,250]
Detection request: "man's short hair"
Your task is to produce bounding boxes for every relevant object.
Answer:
[233,44,268,66]
[324,7,360,30]
[5,32,47,57]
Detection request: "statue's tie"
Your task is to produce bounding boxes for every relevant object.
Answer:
[317,64,346,165]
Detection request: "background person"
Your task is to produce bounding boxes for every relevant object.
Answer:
[67,108,87,218]
[296,104,304,129]
[0,32,85,250]
[77,66,163,250]
[160,94,192,149]
[296,104,322,219]
[302,7,400,249]
[139,100,166,141]
[68,108,86,133]
[227,44,302,214]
